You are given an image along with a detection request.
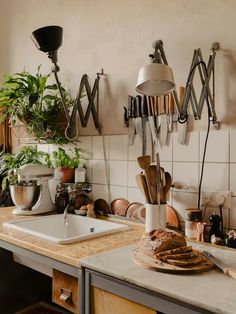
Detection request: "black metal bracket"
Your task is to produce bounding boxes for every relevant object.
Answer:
[72,73,101,134]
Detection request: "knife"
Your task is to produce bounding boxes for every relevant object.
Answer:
[141,96,148,156]
[128,95,135,145]
[202,251,236,280]
[134,95,143,143]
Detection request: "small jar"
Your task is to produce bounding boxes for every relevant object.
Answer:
[75,166,86,183]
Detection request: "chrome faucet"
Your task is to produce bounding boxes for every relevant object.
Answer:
[63,202,70,226]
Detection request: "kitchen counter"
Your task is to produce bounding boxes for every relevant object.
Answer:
[80,242,236,314]
[1,206,236,313]
[0,207,144,268]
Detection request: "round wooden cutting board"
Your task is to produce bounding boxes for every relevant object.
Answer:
[133,249,214,274]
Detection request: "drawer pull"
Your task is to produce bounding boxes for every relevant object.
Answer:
[60,288,72,303]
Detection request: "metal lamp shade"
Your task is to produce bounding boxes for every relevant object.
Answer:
[32,25,63,52]
[136,63,175,96]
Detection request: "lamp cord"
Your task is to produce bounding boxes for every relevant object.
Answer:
[198,104,211,210]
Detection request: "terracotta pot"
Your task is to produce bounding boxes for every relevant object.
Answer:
[58,167,74,183]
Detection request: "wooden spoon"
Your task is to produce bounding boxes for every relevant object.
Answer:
[147,165,158,204]
[163,172,172,203]
[137,155,155,203]
[135,174,151,203]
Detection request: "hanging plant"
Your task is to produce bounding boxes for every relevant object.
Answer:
[0,66,74,144]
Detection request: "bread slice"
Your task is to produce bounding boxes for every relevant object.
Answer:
[156,245,193,258]
[166,255,204,267]
[160,249,199,261]
[139,229,186,256]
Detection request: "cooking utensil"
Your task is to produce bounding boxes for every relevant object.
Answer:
[143,96,152,156]
[141,96,148,155]
[166,205,179,228]
[128,95,135,145]
[125,202,144,220]
[148,165,158,204]
[163,171,172,203]
[177,86,187,144]
[94,198,111,214]
[134,95,143,143]
[137,155,155,204]
[159,95,168,146]
[156,153,161,206]
[168,93,175,132]
[110,198,130,216]
[147,96,159,148]
[135,173,151,203]
[202,251,236,280]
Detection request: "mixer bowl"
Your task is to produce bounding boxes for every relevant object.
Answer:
[10,183,40,211]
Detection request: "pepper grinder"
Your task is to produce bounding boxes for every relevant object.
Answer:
[209,212,224,244]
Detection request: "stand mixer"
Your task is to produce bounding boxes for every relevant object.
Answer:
[10,164,55,215]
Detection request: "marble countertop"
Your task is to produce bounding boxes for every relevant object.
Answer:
[0,207,144,268]
[80,242,236,314]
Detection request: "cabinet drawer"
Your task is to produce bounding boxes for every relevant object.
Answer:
[52,269,78,313]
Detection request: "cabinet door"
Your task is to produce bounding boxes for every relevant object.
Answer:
[52,269,78,314]
[91,287,157,314]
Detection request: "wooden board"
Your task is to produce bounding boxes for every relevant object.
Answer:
[166,205,179,228]
[133,249,214,274]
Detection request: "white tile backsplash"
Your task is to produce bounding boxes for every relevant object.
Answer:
[230,130,236,162]
[78,136,92,159]
[230,197,236,229]
[200,162,229,191]
[173,131,199,162]
[128,161,140,187]
[158,133,173,161]
[200,130,229,163]
[109,135,128,160]
[92,184,109,203]
[173,162,199,190]
[128,135,142,161]
[91,160,108,184]
[109,160,128,186]
[128,187,146,204]
[230,163,236,196]
[109,186,128,202]
[37,129,236,229]
[92,135,109,160]
[172,191,199,222]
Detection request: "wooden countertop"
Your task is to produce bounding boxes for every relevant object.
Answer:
[0,207,144,268]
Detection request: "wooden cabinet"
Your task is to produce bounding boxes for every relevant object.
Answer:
[91,287,157,314]
[82,268,208,314]
[52,269,79,313]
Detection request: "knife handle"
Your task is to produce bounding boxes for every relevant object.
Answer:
[224,267,236,280]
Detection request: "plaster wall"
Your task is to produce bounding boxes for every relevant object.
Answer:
[0,0,236,134]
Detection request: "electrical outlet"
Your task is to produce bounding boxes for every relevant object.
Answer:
[201,190,232,209]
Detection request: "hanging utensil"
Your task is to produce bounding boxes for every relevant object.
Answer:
[134,95,143,143]
[168,93,175,132]
[148,96,159,149]
[142,96,152,156]
[128,95,135,145]
[177,86,187,144]
[156,153,161,206]
[159,95,168,146]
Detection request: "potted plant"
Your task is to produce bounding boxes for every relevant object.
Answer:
[0,66,74,144]
[51,147,81,183]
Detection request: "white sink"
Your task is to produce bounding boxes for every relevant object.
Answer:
[3,214,129,244]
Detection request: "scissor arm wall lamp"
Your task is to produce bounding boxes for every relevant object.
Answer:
[136,40,220,128]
